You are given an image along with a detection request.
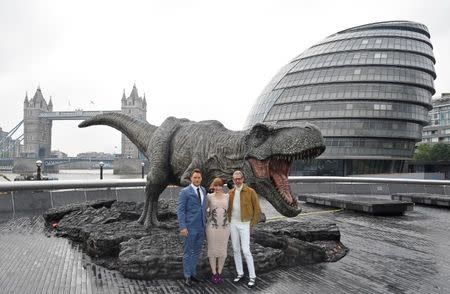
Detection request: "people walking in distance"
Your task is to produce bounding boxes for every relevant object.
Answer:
[177,168,207,287]
[205,177,230,284]
[227,170,261,288]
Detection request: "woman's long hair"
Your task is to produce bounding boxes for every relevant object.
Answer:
[209,177,224,191]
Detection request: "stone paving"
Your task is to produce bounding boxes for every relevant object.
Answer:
[1,197,450,293]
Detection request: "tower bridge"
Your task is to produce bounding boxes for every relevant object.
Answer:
[1,84,147,173]
[39,110,120,120]
[21,84,146,159]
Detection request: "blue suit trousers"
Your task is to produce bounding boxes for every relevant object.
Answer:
[182,229,205,278]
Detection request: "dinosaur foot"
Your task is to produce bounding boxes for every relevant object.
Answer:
[144,215,162,228]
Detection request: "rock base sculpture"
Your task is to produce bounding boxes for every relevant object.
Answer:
[43,200,348,280]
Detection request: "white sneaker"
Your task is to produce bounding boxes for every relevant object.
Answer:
[248,277,256,288]
[233,275,244,283]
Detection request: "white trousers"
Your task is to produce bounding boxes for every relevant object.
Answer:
[230,221,256,279]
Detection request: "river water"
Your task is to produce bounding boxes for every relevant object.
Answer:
[1,169,141,181]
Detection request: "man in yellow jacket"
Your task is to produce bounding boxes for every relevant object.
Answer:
[227,170,261,288]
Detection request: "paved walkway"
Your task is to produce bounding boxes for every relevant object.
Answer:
[1,198,450,293]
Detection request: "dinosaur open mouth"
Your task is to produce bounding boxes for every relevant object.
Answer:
[248,147,324,208]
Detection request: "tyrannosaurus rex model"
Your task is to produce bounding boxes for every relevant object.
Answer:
[79,113,325,228]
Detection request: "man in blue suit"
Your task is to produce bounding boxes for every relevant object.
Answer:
[177,168,207,287]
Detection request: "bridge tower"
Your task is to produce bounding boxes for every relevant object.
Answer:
[22,87,53,158]
[121,84,147,158]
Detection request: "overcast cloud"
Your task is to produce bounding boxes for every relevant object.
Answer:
[1,0,449,156]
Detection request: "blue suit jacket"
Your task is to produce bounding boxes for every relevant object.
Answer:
[177,185,207,231]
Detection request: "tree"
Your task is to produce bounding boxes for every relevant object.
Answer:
[414,143,432,161]
[430,143,450,161]
[414,143,450,161]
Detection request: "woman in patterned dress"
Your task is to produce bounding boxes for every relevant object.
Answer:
[206,177,230,284]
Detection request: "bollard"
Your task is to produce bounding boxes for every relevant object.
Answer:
[141,162,145,179]
[99,161,104,180]
[36,160,42,181]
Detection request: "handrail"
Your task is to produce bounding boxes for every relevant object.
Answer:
[1,176,450,193]
[0,178,146,192]
[289,176,450,185]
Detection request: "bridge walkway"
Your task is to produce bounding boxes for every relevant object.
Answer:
[0,197,449,293]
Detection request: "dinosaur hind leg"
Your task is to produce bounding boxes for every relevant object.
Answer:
[137,185,151,224]
[143,183,167,228]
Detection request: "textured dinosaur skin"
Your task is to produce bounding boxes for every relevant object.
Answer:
[79,113,325,227]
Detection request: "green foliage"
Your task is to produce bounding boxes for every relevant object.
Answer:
[414,144,432,161]
[414,143,450,161]
[430,143,450,161]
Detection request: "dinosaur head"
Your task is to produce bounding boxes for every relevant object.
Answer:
[242,122,325,217]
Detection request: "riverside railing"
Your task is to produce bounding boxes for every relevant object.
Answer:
[289,176,450,195]
[2,177,450,215]
[2,176,450,193]
[0,179,147,215]
[288,176,450,185]
[0,179,146,192]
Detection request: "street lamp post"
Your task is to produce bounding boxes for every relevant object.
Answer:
[99,162,104,180]
[141,162,145,179]
[36,160,42,181]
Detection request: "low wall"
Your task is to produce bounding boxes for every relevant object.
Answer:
[0,186,182,214]
[292,182,450,195]
[12,158,59,174]
[12,158,38,173]
[2,180,450,215]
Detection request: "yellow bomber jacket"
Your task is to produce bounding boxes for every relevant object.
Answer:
[227,184,261,227]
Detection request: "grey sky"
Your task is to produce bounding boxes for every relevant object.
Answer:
[1,0,449,156]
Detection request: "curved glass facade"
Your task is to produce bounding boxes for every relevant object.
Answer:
[245,21,436,175]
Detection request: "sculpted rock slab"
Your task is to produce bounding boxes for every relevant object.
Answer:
[46,201,348,280]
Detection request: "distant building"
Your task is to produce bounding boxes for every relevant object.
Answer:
[76,151,114,159]
[245,21,436,176]
[49,150,68,158]
[121,84,147,159]
[421,93,450,144]
[22,87,53,158]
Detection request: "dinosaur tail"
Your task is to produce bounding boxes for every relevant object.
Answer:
[78,112,156,155]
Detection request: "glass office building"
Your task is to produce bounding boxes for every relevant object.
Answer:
[422,93,450,144]
[245,21,436,176]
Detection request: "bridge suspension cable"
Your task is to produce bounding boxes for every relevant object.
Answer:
[0,120,24,157]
